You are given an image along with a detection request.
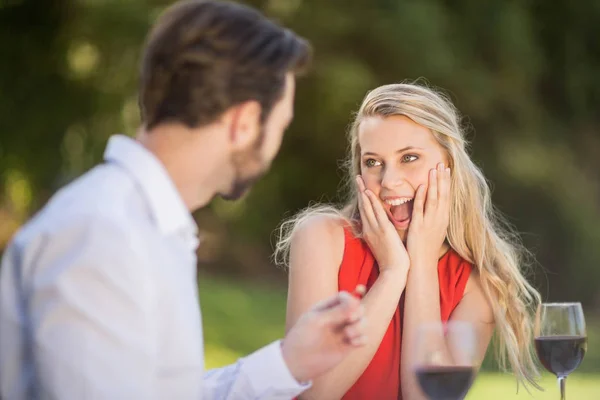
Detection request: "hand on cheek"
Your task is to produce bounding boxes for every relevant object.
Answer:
[406,162,451,265]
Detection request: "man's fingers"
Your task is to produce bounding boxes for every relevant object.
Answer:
[343,313,366,335]
[349,335,368,347]
[343,315,367,346]
[312,290,357,312]
[311,292,345,312]
[321,292,363,328]
[310,290,368,348]
[313,283,365,314]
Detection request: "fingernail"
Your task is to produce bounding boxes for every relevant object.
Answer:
[432,169,437,176]
[446,167,451,173]
[440,162,445,169]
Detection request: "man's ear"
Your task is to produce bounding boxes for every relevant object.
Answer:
[226,100,262,150]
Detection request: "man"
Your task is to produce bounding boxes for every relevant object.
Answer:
[0,1,367,398]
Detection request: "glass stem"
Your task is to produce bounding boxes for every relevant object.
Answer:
[558,375,566,400]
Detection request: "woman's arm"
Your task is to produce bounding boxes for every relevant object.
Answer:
[400,268,494,399]
[449,272,495,365]
[400,164,494,399]
[286,215,407,400]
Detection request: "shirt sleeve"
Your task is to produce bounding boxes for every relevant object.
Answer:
[202,340,311,400]
[23,217,156,399]
[9,215,311,400]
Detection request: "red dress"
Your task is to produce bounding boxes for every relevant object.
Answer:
[338,226,472,400]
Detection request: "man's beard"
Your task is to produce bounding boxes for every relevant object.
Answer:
[220,135,269,201]
[220,172,264,201]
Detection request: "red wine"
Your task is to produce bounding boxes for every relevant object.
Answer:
[535,335,587,377]
[415,365,475,400]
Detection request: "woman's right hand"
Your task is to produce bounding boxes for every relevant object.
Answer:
[356,176,410,276]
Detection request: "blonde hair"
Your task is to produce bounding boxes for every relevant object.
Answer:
[275,81,541,389]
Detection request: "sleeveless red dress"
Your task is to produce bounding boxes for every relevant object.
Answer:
[338,226,472,400]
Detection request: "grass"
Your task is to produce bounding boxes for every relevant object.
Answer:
[198,273,600,399]
[468,373,599,399]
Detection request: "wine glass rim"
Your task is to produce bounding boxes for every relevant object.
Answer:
[541,302,583,307]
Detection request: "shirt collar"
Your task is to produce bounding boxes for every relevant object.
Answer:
[103,134,198,240]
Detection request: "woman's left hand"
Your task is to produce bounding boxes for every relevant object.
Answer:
[406,162,451,265]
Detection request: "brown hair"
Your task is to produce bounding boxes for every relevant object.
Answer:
[139,0,311,130]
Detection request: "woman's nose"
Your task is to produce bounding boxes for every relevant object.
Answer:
[381,166,405,190]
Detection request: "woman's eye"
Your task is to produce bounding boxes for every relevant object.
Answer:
[365,159,381,167]
[402,154,418,163]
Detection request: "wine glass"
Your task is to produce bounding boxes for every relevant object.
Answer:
[413,321,477,400]
[534,302,587,400]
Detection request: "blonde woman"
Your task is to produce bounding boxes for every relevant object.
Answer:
[276,82,541,399]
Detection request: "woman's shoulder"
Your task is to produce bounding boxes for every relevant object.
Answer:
[285,212,356,280]
[290,212,348,255]
[293,211,351,244]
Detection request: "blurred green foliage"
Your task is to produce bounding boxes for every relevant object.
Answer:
[1,0,599,332]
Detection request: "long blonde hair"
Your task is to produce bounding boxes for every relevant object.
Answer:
[275,81,541,389]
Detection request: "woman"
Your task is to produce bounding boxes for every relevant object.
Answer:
[275,82,541,399]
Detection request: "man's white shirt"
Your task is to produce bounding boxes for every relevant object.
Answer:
[0,135,309,399]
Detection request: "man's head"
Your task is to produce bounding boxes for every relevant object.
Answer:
[138,0,310,202]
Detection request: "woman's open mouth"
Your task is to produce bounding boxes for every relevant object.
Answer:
[384,197,414,229]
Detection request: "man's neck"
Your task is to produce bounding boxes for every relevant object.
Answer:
[136,125,228,212]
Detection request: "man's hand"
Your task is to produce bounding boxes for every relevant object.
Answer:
[281,289,367,383]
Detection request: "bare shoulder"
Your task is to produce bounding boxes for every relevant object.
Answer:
[286,214,349,330]
[289,213,347,271]
[462,267,495,324]
[292,213,346,244]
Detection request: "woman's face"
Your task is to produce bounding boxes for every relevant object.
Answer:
[358,115,449,239]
